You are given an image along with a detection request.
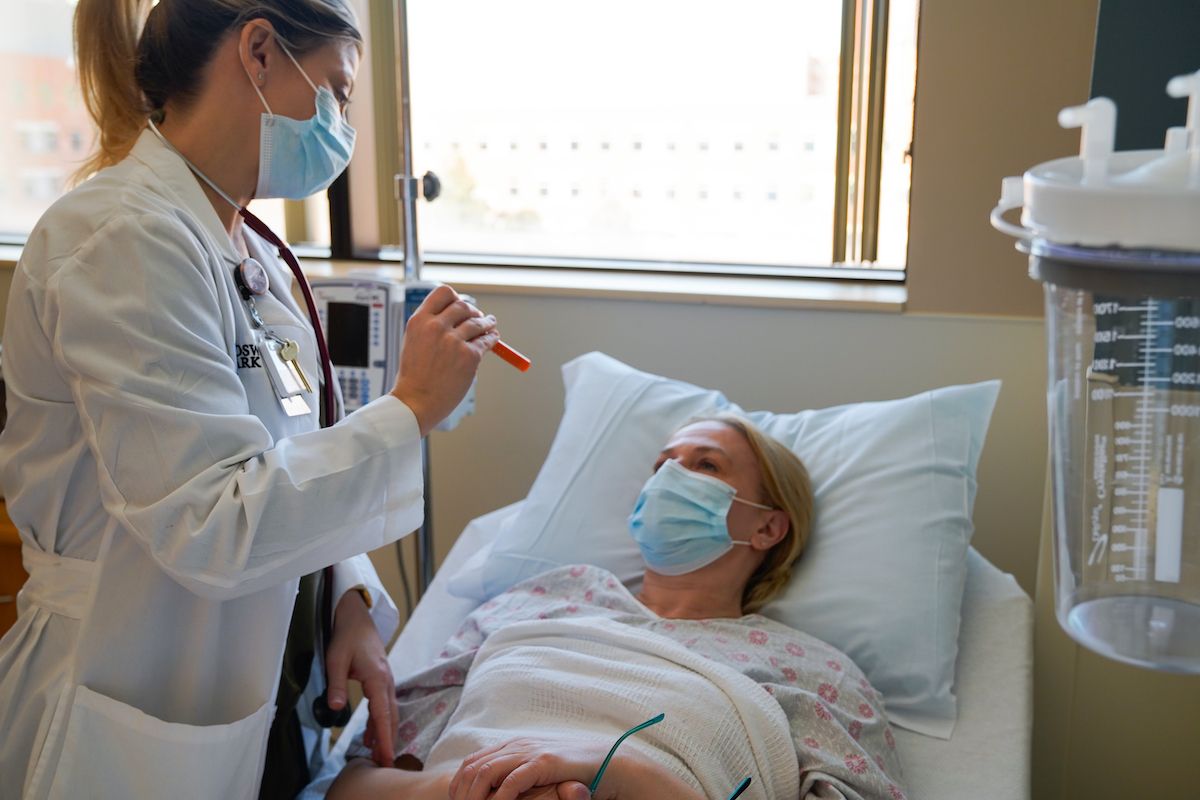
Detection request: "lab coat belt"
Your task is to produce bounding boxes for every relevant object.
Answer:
[20,545,95,620]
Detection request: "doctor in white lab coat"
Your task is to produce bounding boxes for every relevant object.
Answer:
[0,1,501,797]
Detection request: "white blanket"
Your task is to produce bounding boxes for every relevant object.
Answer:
[423,617,800,800]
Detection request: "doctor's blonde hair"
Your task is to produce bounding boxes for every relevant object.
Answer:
[72,0,362,183]
[681,413,814,614]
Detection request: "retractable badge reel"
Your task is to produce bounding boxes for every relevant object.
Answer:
[236,258,313,418]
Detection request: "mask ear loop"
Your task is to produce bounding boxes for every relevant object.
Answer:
[247,76,274,119]
[730,495,775,512]
[730,495,777,548]
[241,30,275,121]
[275,38,321,95]
[243,23,319,119]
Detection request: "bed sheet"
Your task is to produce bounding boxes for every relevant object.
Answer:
[314,503,1032,800]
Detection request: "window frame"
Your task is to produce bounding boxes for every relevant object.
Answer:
[0,0,910,287]
[335,0,909,283]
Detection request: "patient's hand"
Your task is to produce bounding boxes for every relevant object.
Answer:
[449,738,604,800]
[509,785,590,800]
[449,738,705,800]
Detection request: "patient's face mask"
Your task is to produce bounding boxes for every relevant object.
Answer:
[628,459,772,576]
[246,37,356,199]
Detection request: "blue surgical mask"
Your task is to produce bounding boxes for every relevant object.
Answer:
[628,459,773,576]
[247,40,356,199]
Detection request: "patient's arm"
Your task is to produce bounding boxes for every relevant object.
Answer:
[448,738,705,800]
[327,758,452,800]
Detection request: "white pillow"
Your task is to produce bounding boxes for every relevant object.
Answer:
[448,352,999,739]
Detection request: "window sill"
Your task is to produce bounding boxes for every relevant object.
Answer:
[0,248,905,313]
[301,261,906,313]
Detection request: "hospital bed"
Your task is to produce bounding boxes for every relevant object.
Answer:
[312,501,1034,800]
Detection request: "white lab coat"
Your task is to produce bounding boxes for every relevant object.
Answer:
[0,130,424,799]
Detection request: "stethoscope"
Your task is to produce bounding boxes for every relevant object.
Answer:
[149,121,350,728]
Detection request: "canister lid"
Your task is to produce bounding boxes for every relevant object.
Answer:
[1022,149,1200,251]
[992,71,1200,256]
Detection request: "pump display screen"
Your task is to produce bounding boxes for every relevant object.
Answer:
[327,302,370,367]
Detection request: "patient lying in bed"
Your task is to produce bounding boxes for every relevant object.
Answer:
[327,415,907,800]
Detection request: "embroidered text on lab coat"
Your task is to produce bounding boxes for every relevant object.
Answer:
[237,343,263,369]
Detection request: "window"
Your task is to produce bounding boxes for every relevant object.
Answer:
[17,121,61,155]
[3,1,916,278]
[245,194,333,253]
[402,0,916,273]
[1,0,89,238]
[1,0,331,249]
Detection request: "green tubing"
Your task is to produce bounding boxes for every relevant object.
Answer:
[587,713,665,795]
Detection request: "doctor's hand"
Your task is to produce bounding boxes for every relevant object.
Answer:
[392,285,500,436]
[325,591,398,767]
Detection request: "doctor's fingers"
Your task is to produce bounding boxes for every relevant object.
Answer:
[415,284,464,316]
[455,314,498,342]
[324,648,353,712]
[363,670,398,767]
[434,298,487,331]
[468,331,502,359]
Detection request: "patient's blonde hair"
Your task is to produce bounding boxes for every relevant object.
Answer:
[680,414,814,613]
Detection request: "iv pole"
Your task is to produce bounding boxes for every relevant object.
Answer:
[394,0,440,599]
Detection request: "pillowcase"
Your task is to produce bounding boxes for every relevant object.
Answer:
[447,352,999,739]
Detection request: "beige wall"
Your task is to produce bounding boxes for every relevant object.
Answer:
[384,0,1108,604]
[0,271,11,325]
[416,299,1047,590]
[906,0,1099,316]
[904,6,1200,800]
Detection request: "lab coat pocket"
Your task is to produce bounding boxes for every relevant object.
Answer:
[46,684,273,800]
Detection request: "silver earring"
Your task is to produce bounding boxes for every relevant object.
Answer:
[257,71,265,82]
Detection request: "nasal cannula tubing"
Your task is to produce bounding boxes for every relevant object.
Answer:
[588,713,664,794]
[586,713,752,799]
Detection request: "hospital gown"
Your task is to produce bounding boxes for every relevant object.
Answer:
[352,565,907,800]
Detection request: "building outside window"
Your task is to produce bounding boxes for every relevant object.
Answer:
[1,0,90,237]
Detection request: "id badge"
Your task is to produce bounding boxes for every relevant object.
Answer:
[260,334,312,418]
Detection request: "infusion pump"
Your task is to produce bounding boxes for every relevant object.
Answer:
[310,276,475,429]
[311,277,405,414]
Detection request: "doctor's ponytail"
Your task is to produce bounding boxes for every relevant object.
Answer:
[72,0,362,184]
[73,0,155,183]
